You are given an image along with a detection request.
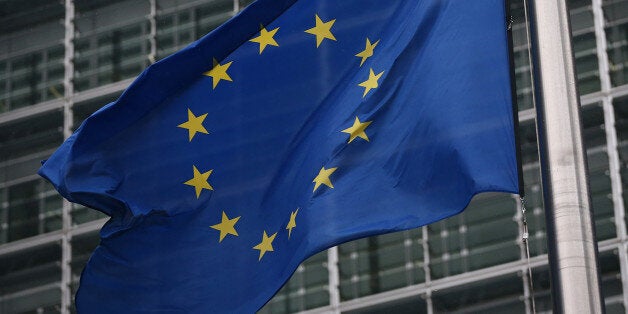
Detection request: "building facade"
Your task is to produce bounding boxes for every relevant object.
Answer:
[0,0,626,313]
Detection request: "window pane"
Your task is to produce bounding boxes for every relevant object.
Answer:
[0,243,62,313]
[74,1,150,92]
[259,251,330,313]
[338,228,423,301]
[432,273,525,313]
[604,0,628,87]
[581,105,615,241]
[0,0,64,112]
[430,194,519,279]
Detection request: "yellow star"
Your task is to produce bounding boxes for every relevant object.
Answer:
[210,211,240,242]
[358,68,384,97]
[184,165,213,198]
[341,117,373,143]
[313,166,338,192]
[304,14,336,48]
[249,26,279,54]
[355,38,379,67]
[177,109,209,141]
[253,231,277,261]
[203,58,233,89]
[286,208,299,239]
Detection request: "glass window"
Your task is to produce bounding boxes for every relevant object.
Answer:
[570,1,602,94]
[603,0,628,87]
[0,1,64,113]
[194,1,234,39]
[0,45,65,113]
[0,110,63,163]
[432,273,525,313]
[74,1,150,92]
[343,295,428,314]
[338,228,423,301]
[6,181,39,241]
[570,0,594,10]
[510,0,601,112]
[599,250,626,312]
[430,194,519,279]
[530,266,553,312]
[580,105,616,241]
[0,242,62,313]
[0,110,64,243]
[0,179,63,244]
[259,251,330,313]
[156,0,234,60]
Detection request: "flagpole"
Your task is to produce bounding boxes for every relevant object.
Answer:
[526,0,604,312]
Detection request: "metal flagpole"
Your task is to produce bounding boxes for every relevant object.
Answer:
[526,0,604,312]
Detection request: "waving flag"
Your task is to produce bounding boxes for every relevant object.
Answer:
[39,0,520,312]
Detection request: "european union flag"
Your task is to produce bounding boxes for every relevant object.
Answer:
[39,0,520,312]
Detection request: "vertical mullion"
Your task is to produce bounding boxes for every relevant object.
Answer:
[41,50,48,103]
[403,231,413,286]
[61,1,75,313]
[173,10,180,51]
[1,188,7,244]
[422,226,433,314]
[190,7,197,43]
[149,0,157,64]
[328,246,340,313]
[233,0,240,14]
[6,60,12,111]
[458,215,468,274]
[37,180,45,235]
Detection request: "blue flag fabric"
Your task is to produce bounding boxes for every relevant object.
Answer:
[39,0,519,312]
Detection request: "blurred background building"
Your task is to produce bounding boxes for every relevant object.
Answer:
[0,0,626,313]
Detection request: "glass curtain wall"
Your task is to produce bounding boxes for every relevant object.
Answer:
[0,0,627,313]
